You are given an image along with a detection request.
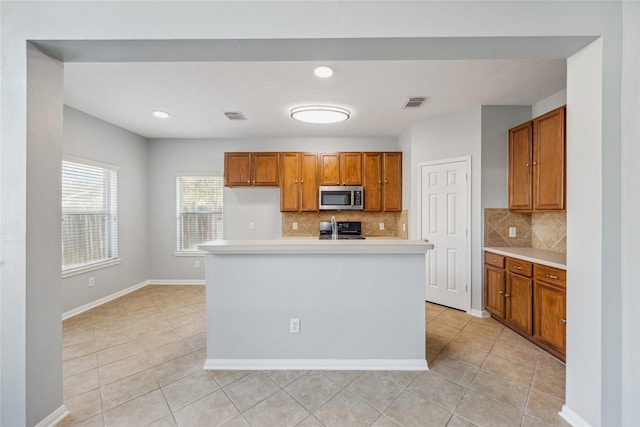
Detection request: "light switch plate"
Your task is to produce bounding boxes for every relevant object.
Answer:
[509,227,516,237]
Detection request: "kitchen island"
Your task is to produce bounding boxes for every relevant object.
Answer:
[199,238,433,371]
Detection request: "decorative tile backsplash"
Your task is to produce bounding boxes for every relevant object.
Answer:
[282,210,408,239]
[484,208,566,253]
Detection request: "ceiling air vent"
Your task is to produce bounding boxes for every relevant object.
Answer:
[224,112,247,120]
[403,97,429,109]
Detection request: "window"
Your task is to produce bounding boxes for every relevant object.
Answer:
[176,174,224,252]
[62,159,118,274]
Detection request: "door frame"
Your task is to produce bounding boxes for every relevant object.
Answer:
[416,156,472,313]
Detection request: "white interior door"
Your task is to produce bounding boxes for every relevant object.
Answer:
[420,158,470,311]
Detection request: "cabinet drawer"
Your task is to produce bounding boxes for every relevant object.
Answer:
[506,258,533,277]
[534,264,566,288]
[485,252,505,268]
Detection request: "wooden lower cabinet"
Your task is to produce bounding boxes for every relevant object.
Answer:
[506,272,533,335]
[484,251,566,359]
[533,265,567,355]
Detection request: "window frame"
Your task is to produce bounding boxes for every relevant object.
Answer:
[175,172,224,255]
[61,156,120,277]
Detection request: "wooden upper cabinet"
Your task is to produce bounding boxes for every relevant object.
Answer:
[279,152,318,212]
[533,106,566,210]
[363,153,383,211]
[224,152,279,187]
[279,153,300,212]
[225,153,252,186]
[319,152,362,186]
[340,152,363,185]
[252,153,280,186]
[383,152,402,212]
[318,153,341,186]
[300,153,318,211]
[508,106,566,211]
[508,122,533,210]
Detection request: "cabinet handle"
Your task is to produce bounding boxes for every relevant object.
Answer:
[562,319,567,324]
[515,266,522,270]
[492,258,497,262]
[545,274,559,279]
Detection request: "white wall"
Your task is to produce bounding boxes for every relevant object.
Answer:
[480,106,532,209]
[621,3,640,425]
[407,108,483,311]
[0,2,632,425]
[62,107,150,312]
[532,89,567,117]
[147,137,396,280]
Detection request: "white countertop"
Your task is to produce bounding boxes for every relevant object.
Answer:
[484,247,566,270]
[200,238,434,254]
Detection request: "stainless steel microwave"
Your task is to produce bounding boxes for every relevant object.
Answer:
[319,186,364,210]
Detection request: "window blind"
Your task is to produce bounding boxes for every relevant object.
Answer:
[62,160,118,272]
[176,175,224,251]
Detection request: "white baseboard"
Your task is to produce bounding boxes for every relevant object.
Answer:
[469,308,491,318]
[62,279,206,320]
[62,280,149,320]
[35,404,69,427]
[147,279,205,285]
[204,358,428,371]
[560,404,592,427]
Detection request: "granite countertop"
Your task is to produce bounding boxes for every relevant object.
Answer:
[483,247,566,270]
[200,238,433,254]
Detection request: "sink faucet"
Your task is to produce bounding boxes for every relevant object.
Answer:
[331,215,337,240]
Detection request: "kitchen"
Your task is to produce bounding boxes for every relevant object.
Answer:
[2,1,636,426]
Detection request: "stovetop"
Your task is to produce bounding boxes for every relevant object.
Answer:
[319,221,365,239]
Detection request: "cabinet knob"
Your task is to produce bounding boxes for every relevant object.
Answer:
[247,180,250,184]
[504,293,510,297]
[336,182,339,185]
[301,180,304,183]
[492,258,497,262]
[533,162,539,165]
[526,163,531,167]
[385,180,389,184]
[515,266,522,270]
[498,290,505,295]
[378,180,382,184]
[545,274,559,279]
[294,180,298,184]
[562,319,567,324]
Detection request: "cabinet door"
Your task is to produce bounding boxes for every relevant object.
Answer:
[363,153,382,211]
[533,280,566,355]
[533,106,565,210]
[508,122,533,210]
[252,153,279,186]
[506,272,533,334]
[300,153,318,211]
[279,153,300,212]
[340,152,363,185]
[224,153,252,186]
[383,153,402,212]
[484,265,506,318]
[319,153,340,185]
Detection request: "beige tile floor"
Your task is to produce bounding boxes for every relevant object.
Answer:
[58,285,569,427]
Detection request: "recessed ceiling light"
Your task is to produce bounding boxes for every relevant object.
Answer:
[152,110,170,119]
[290,105,350,124]
[314,66,334,78]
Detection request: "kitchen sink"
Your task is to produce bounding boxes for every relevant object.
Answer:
[319,235,366,240]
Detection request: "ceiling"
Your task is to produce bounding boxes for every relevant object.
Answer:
[53,38,579,139]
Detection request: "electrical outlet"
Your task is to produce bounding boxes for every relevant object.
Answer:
[379,223,385,230]
[509,227,516,238]
[290,318,300,334]
[249,222,255,230]
[292,222,298,230]
[195,260,200,269]
[88,277,95,287]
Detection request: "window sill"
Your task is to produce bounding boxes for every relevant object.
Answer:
[62,258,121,278]
[174,251,205,257]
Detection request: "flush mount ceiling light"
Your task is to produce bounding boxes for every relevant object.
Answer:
[290,105,350,124]
[314,65,334,78]
[152,110,170,119]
